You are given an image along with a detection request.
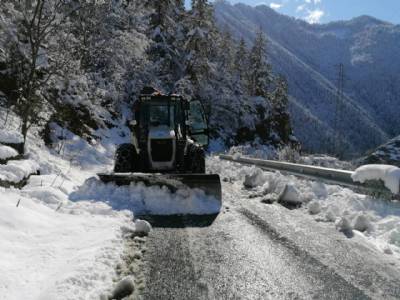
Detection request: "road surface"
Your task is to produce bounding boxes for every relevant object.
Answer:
[137,181,400,300]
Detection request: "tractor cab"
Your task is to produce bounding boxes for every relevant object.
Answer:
[132,89,209,148]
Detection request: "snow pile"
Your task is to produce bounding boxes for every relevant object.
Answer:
[70,178,221,216]
[0,186,131,300]
[279,183,303,204]
[352,164,400,194]
[0,129,23,144]
[0,145,18,160]
[243,167,267,188]
[0,159,39,183]
[308,200,321,215]
[134,219,152,236]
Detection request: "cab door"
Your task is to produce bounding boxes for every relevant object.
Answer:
[189,100,209,146]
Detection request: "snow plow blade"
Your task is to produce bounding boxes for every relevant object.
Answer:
[97,173,222,202]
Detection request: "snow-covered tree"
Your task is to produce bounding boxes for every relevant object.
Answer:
[146,0,186,87]
[247,28,272,97]
[270,76,292,143]
[184,0,216,83]
[1,0,77,145]
[234,37,248,82]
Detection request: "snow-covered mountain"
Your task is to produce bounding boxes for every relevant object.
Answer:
[362,135,400,167]
[215,1,400,156]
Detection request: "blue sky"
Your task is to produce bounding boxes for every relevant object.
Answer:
[185,0,400,24]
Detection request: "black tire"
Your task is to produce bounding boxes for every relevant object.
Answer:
[186,144,206,174]
[114,143,138,173]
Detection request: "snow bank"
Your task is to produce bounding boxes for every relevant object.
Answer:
[70,177,221,216]
[0,129,23,144]
[0,145,18,160]
[352,164,400,194]
[0,159,39,183]
[0,187,131,300]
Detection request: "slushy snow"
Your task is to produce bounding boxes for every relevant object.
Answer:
[352,164,400,194]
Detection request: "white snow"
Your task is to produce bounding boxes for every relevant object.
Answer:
[279,183,303,204]
[352,164,400,194]
[0,159,39,183]
[70,178,221,216]
[243,166,266,188]
[0,186,132,300]
[134,219,152,236]
[0,145,18,160]
[336,217,353,233]
[308,200,321,215]
[353,214,373,233]
[0,112,136,300]
[0,128,23,144]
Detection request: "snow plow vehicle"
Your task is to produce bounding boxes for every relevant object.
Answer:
[98,87,222,206]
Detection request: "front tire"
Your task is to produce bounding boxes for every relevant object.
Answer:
[186,144,206,174]
[114,143,138,172]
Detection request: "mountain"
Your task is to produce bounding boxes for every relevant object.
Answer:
[363,135,400,167]
[214,1,400,156]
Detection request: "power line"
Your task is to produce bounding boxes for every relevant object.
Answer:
[333,63,344,157]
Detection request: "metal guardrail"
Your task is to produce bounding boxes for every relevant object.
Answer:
[219,155,391,197]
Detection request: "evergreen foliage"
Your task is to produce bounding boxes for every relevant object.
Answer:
[0,0,294,149]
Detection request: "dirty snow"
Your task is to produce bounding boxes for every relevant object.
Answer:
[352,164,400,194]
[208,156,400,260]
[0,159,39,183]
[0,145,18,160]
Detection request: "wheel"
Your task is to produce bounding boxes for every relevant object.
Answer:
[185,144,206,174]
[114,143,138,172]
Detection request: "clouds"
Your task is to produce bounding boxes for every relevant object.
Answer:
[305,9,324,23]
[296,0,325,23]
[233,0,326,24]
[270,2,283,9]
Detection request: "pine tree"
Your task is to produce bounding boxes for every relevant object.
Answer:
[146,0,185,86]
[234,37,248,82]
[218,29,235,73]
[247,28,272,97]
[184,0,216,82]
[270,76,292,143]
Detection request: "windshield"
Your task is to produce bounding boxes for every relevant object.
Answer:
[147,104,174,127]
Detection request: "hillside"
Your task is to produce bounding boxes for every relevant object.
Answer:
[215,1,400,156]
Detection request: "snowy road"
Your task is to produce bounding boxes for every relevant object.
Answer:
[139,180,400,300]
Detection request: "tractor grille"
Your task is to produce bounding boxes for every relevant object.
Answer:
[151,139,173,162]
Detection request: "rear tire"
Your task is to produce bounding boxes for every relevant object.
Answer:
[114,143,138,173]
